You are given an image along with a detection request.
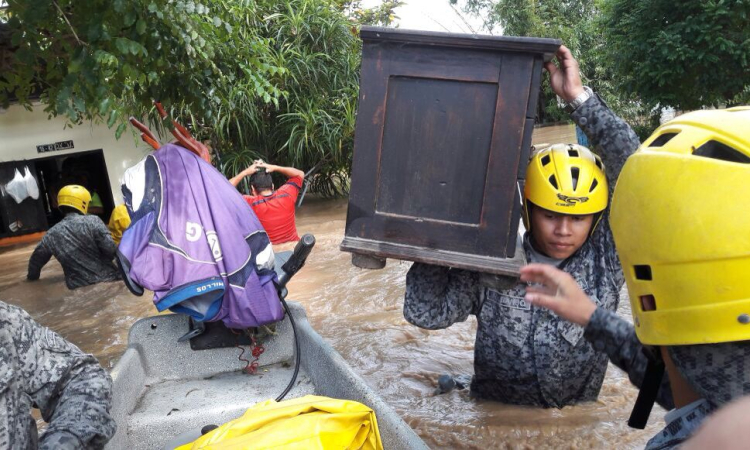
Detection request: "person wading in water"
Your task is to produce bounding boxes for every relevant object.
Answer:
[27,185,120,290]
[229,160,304,245]
[522,104,750,447]
[403,46,648,408]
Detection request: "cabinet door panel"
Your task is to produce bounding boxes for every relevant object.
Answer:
[376,76,498,226]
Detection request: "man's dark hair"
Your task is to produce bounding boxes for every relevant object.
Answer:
[249,170,273,192]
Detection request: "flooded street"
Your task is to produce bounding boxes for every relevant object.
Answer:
[1,197,664,448]
[0,243,155,368]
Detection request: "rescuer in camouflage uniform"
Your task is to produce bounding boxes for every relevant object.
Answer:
[0,300,116,449]
[27,185,120,290]
[404,46,644,407]
[522,104,750,447]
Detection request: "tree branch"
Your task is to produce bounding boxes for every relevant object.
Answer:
[52,0,87,47]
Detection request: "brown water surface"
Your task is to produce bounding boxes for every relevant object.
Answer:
[1,198,664,448]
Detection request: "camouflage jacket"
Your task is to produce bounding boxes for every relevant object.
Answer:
[27,214,120,289]
[0,301,116,449]
[585,307,674,410]
[404,94,638,407]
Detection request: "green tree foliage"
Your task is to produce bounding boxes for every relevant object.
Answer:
[0,0,400,197]
[462,0,601,124]
[0,0,278,140]
[337,0,405,27]
[206,0,361,197]
[460,0,750,138]
[600,0,750,110]
[213,0,402,197]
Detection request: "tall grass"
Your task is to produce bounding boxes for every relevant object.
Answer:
[192,0,361,197]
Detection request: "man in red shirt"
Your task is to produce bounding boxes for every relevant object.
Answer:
[229,160,304,244]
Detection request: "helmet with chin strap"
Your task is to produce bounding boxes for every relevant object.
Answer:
[610,106,750,427]
[612,106,750,346]
[523,143,608,232]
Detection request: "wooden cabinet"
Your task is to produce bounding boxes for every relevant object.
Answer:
[341,27,560,276]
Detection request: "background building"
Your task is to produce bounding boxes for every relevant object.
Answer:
[0,103,148,240]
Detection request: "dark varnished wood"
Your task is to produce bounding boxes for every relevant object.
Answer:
[377,76,497,225]
[360,27,561,61]
[342,235,527,277]
[342,27,560,275]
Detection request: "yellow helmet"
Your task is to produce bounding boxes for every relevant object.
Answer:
[57,185,91,214]
[611,106,750,346]
[523,143,608,228]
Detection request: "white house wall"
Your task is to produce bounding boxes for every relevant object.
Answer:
[0,103,150,202]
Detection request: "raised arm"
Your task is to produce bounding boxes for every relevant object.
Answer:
[404,262,482,330]
[546,45,640,191]
[27,240,53,281]
[259,162,304,181]
[545,45,640,284]
[571,97,639,193]
[228,162,259,188]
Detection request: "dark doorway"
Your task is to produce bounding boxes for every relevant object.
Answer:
[0,150,114,237]
[34,149,114,226]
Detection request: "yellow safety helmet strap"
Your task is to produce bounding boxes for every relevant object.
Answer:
[627,350,664,430]
[522,199,605,237]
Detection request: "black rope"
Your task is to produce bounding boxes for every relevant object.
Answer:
[275,297,300,402]
[628,352,665,429]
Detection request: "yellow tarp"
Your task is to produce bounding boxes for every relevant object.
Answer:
[176,395,384,450]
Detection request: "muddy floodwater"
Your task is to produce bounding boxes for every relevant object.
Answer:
[1,198,664,448]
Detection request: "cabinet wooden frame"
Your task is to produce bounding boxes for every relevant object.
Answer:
[341,27,561,276]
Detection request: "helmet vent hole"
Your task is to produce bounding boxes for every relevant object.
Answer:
[568,149,579,157]
[634,265,652,280]
[541,154,551,166]
[639,295,657,312]
[649,133,679,147]
[570,167,580,190]
[589,178,599,192]
[548,175,558,189]
[594,157,603,170]
[693,140,750,164]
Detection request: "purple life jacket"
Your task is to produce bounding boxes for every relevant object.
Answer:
[117,144,282,328]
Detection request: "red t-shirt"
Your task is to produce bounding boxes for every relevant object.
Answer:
[243,176,302,244]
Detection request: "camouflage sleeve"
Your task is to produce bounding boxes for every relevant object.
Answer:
[570,94,640,195]
[27,239,52,281]
[91,217,117,260]
[571,94,640,288]
[584,307,674,409]
[403,262,481,330]
[11,305,116,449]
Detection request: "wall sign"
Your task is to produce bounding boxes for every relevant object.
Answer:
[36,140,74,153]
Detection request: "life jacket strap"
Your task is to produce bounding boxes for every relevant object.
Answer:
[628,348,665,429]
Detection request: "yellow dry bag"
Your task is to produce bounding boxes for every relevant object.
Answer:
[107,204,131,245]
[176,395,384,450]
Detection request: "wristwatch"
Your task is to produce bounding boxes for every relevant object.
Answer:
[564,86,593,113]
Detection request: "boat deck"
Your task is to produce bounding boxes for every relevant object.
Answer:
[127,365,314,449]
[107,303,429,450]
